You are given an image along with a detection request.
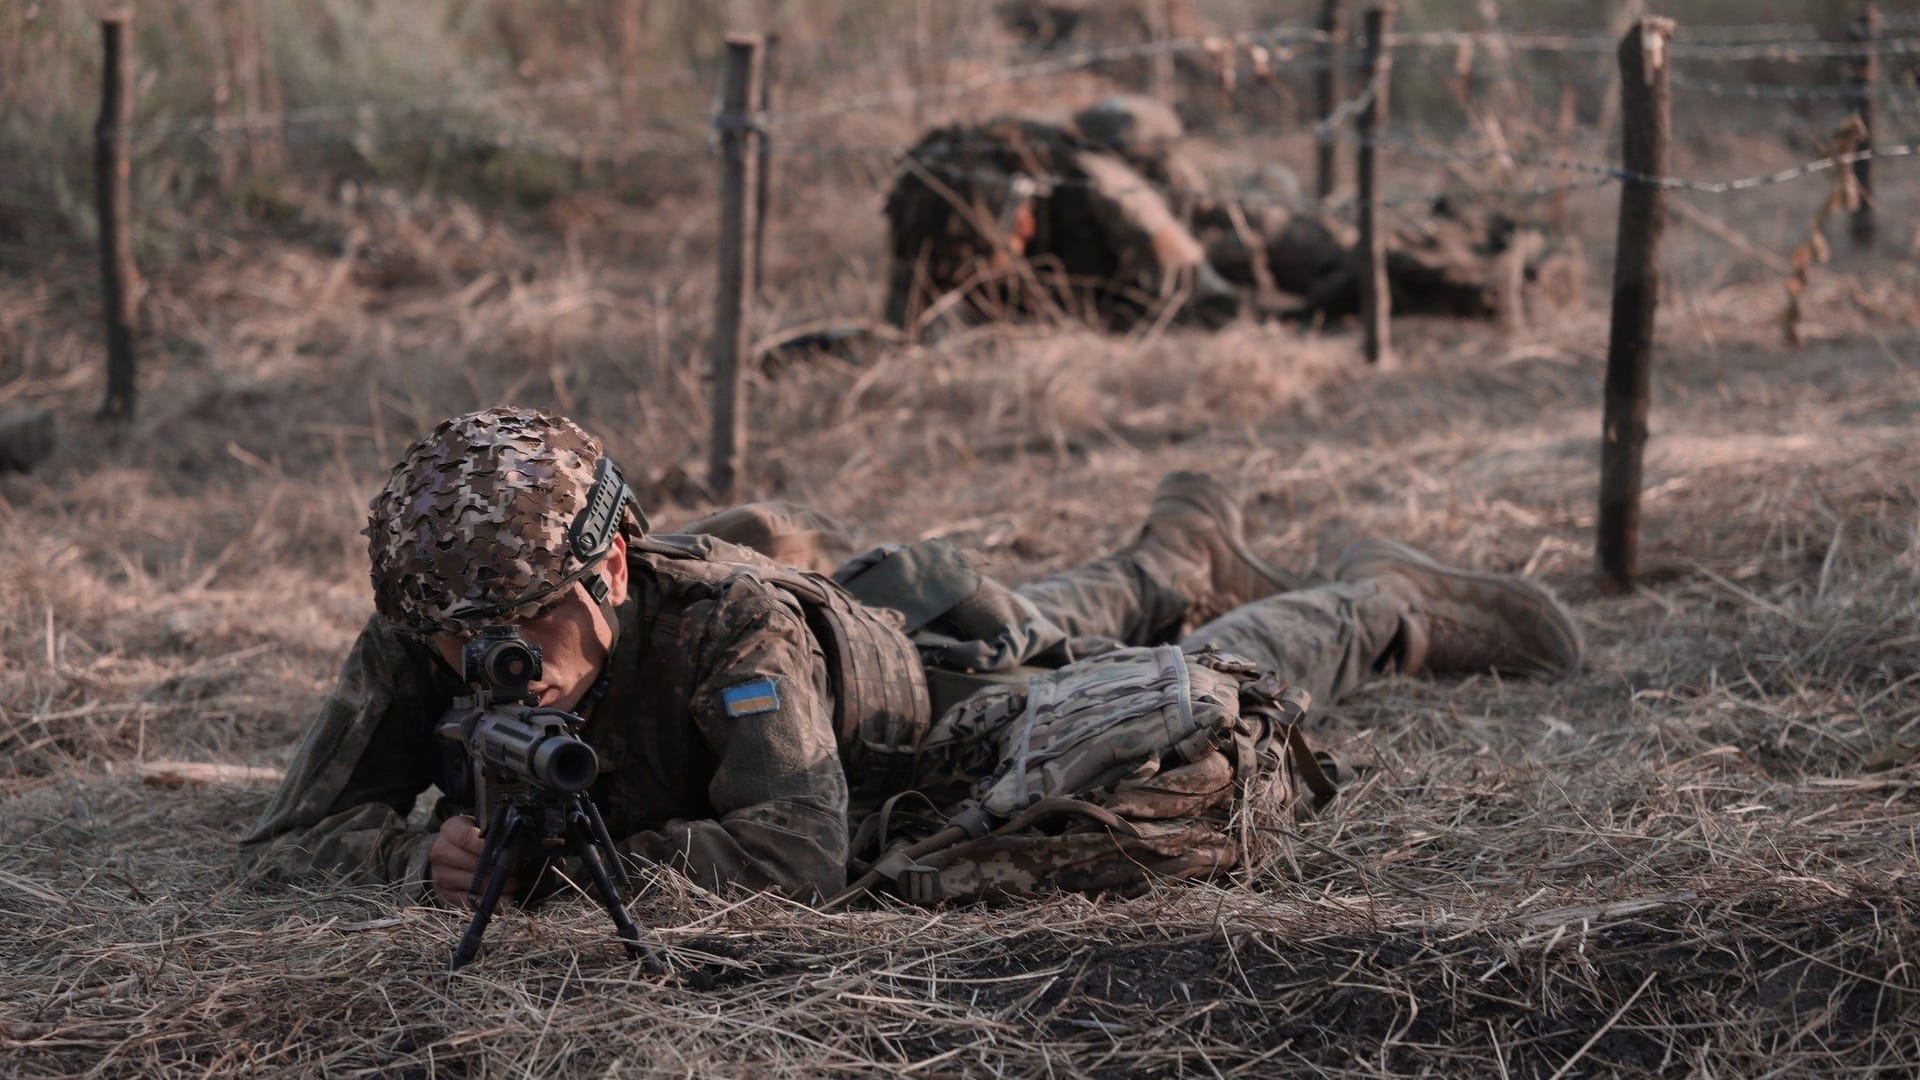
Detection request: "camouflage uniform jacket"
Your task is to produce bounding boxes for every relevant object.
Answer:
[242,537,848,901]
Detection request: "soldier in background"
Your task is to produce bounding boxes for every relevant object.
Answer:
[884,94,1583,336]
[883,96,1240,336]
[1197,192,1588,324]
[244,406,1582,905]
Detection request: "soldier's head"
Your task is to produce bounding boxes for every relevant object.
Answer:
[365,406,647,711]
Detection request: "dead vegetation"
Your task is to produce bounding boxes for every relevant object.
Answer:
[6,253,1920,1073]
[6,1,1920,1075]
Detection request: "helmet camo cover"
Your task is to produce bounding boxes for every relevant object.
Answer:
[366,406,635,635]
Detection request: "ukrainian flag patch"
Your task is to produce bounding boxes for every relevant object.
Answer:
[722,678,782,718]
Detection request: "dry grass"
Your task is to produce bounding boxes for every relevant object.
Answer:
[6,264,1919,1073]
[7,9,1920,1075]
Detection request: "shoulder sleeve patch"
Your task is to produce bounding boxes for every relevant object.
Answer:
[721,677,782,718]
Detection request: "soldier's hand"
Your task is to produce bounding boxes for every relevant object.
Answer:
[430,816,520,909]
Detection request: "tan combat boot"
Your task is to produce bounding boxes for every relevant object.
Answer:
[1131,471,1300,630]
[1334,538,1584,676]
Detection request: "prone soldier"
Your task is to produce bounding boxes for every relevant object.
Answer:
[884,94,1583,336]
[244,406,1582,911]
[883,96,1239,336]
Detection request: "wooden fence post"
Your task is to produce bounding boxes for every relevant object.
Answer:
[710,34,764,503]
[1315,0,1345,202]
[97,10,139,422]
[617,0,648,113]
[1596,17,1673,593]
[1149,0,1176,106]
[754,32,778,297]
[1356,6,1393,366]
[1848,4,1879,248]
[233,0,285,178]
[910,0,930,130]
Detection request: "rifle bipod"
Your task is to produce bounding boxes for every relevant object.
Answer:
[448,791,665,973]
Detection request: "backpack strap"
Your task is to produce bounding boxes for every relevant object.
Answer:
[1281,724,1340,809]
[833,794,1146,907]
[849,789,943,865]
[1237,682,1338,809]
[828,802,998,909]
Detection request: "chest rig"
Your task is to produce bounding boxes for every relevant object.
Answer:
[633,534,931,798]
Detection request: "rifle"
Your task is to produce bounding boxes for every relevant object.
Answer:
[436,625,664,973]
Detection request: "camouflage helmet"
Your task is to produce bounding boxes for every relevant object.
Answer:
[365,406,646,635]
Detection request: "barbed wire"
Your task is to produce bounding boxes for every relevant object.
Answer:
[1662,34,1920,61]
[1672,22,1824,44]
[129,106,712,158]
[120,29,1078,143]
[179,93,1917,189]
[1311,68,1383,139]
[771,33,1024,80]
[9,15,1918,286]
[127,49,1345,148]
[133,60,1913,152]
[108,13,1920,146]
[40,12,1920,235]
[1629,16,1920,43]
[775,110,1920,216]
[1371,29,1920,61]
[1671,112,1920,144]
[1668,72,1866,102]
[1342,128,1920,195]
[108,83,1920,202]
[766,30,1920,129]
[1397,47,1894,104]
[1375,30,1614,54]
[3,141,1905,279]
[764,22,1332,128]
[127,69,708,144]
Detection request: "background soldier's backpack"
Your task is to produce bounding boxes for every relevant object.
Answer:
[830,644,1337,906]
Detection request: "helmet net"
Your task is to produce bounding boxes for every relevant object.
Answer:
[365,406,633,635]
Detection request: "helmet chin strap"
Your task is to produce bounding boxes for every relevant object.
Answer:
[565,565,625,721]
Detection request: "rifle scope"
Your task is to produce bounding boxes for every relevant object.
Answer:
[469,709,599,794]
[463,626,543,699]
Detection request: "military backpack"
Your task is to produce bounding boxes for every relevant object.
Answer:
[832,644,1337,906]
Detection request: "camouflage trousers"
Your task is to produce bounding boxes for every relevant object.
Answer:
[683,500,1405,814]
[680,502,1407,717]
[1024,551,1405,715]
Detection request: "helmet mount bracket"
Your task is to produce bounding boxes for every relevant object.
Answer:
[567,457,638,567]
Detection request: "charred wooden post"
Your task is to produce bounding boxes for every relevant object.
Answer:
[96,11,139,422]
[754,32,779,297]
[1848,5,1880,248]
[1316,0,1346,202]
[1597,18,1673,593]
[1356,6,1393,366]
[710,34,764,503]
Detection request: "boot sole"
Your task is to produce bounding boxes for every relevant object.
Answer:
[1335,538,1584,673]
